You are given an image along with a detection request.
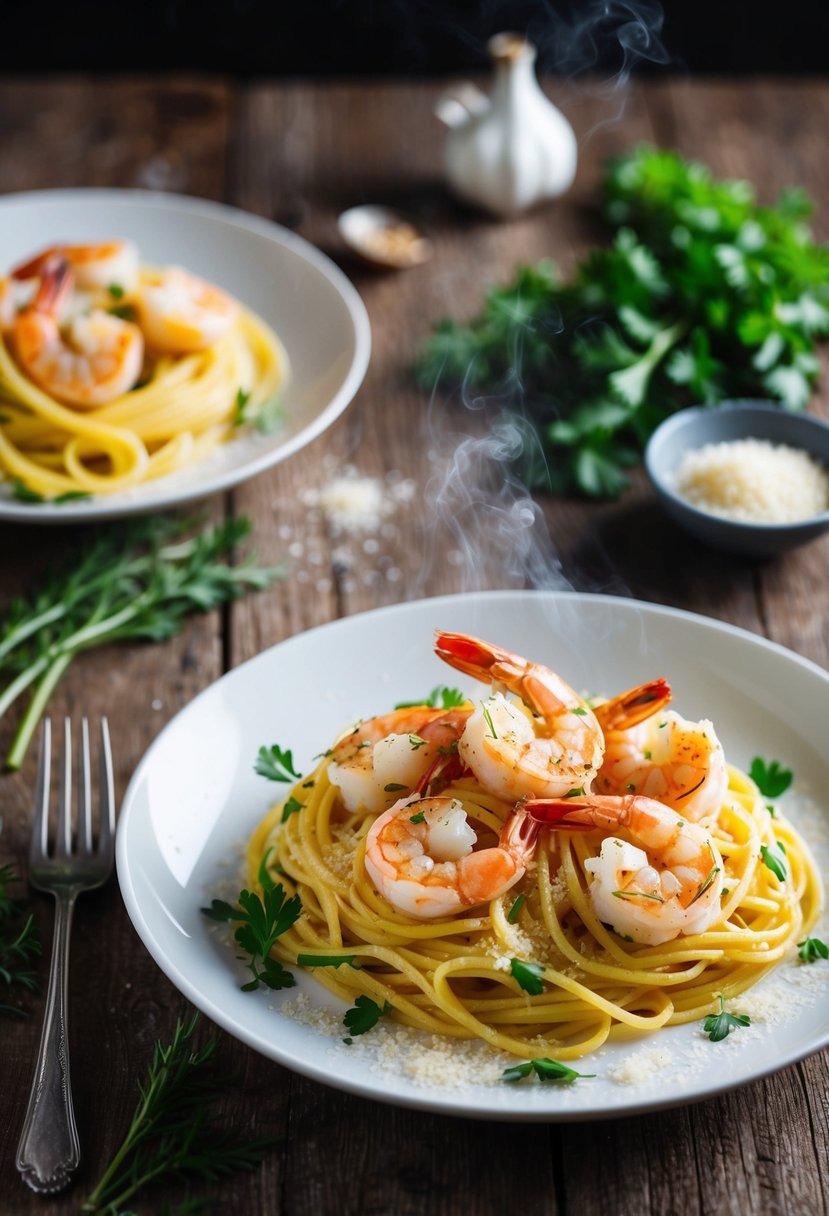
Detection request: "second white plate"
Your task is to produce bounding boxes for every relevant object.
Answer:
[0,189,371,523]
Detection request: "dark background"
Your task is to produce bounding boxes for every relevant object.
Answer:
[1,0,827,75]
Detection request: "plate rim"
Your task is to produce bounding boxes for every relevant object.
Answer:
[0,187,371,524]
[116,589,829,1121]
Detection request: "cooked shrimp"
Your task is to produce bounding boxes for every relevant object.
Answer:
[365,794,535,919]
[12,240,140,296]
[136,266,238,353]
[9,257,144,408]
[525,794,724,945]
[0,276,37,329]
[434,631,604,803]
[327,705,471,816]
[594,685,727,820]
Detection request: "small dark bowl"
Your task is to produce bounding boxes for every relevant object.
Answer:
[644,401,829,558]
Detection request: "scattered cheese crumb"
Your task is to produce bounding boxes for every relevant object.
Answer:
[673,437,829,524]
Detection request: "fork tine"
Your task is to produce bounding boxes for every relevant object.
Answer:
[56,718,72,860]
[98,717,115,855]
[79,718,92,853]
[31,719,51,865]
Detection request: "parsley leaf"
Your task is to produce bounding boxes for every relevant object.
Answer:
[296,953,360,969]
[507,893,526,924]
[233,386,252,425]
[395,685,466,710]
[255,744,302,783]
[281,796,304,823]
[342,994,392,1037]
[201,851,301,991]
[702,994,751,1042]
[510,958,545,995]
[750,757,793,799]
[797,936,829,963]
[502,1057,595,1083]
[760,842,788,882]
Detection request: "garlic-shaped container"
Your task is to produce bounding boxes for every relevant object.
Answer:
[436,32,577,217]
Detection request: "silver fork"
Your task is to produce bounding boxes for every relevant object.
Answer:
[16,718,115,1194]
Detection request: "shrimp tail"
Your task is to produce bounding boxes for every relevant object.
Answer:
[10,249,54,281]
[434,630,519,683]
[32,256,73,315]
[594,678,672,732]
[415,747,467,796]
[523,796,620,832]
[499,803,541,863]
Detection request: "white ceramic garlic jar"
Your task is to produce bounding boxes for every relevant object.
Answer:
[436,32,577,217]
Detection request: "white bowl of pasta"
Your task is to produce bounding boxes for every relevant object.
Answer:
[0,189,371,521]
[116,591,829,1121]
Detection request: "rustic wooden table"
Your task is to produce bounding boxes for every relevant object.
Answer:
[1,74,828,1216]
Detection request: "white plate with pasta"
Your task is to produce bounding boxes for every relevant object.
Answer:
[116,591,829,1120]
[0,189,370,521]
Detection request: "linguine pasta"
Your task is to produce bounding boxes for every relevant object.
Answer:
[0,269,286,498]
[246,749,821,1062]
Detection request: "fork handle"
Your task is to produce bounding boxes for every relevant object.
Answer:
[16,890,80,1193]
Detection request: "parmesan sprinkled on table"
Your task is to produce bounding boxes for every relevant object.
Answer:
[672,437,829,523]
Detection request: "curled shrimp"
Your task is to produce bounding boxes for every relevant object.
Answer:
[594,681,727,822]
[525,794,725,946]
[9,257,144,408]
[136,266,239,353]
[434,630,604,803]
[327,705,471,816]
[365,794,536,919]
[12,240,141,296]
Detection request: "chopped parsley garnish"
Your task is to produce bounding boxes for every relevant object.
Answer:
[797,936,829,963]
[702,994,751,1042]
[571,707,587,716]
[482,703,498,739]
[408,734,427,749]
[384,782,407,792]
[760,841,788,882]
[395,685,466,710]
[255,743,302,783]
[200,850,301,991]
[612,888,664,903]
[502,1058,594,1083]
[233,386,252,425]
[108,282,125,299]
[254,394,285,435]
[281,796,304,823]
[342,995,392,1037]
[507,893,526,924]
[510,958,545,995]
[409,810,426,824]
[750,757,793,799]
[688,863,720,905]
[562,786,585,799]
[296,953,360,969]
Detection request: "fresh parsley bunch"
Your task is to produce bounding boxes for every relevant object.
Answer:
[418,146,829,498]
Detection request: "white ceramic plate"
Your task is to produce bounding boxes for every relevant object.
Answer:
[117,592,829,1121]
[0,189,371,523]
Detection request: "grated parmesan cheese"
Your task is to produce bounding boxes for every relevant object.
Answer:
[672,437,829,524]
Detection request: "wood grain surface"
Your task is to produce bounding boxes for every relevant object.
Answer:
[0,75,828,1216]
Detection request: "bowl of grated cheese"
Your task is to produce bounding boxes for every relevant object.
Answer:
[644,400,829,558]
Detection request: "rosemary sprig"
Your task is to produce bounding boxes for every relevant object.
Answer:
[0,515,282,769]
[81,1013,270,1214]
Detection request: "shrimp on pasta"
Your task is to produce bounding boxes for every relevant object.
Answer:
[434,630,604,802]
[594,683,728,821]
[525,793,725,945]
[364,794,537,919]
